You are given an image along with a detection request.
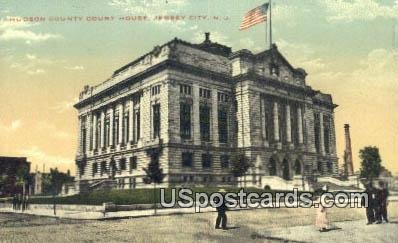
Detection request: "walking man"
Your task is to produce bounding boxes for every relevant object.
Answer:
[12,194,17,210]
[215,189,228,230]
[363,182,375,224]
[378,181,389,223]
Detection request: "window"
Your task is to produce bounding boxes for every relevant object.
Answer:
[269,158,277,176]
[129,156,137,172]
[327,161,333,173]
[114,113,120,144]
[180,103,191,139]
[220,155,229,169]
[318,161,323,174]
[134,109,140,142]
[270,64,280,77]
[100,161,107,176]
[153,104,160,138]
[105,115,110,147]
[202,154,212,168]
[81,118,87,153]
[89,119,93,150]
[92,162,98,176]
[217,92,229,103]
[218,108,228,143]
[323,115,330,154]
[123,111,129,143]
[314,113,321,153]
[119,158,126,171]
[180,84,192,95]
[129,178,136,189]
[199,88,211,99]
[151,85,161,96]
[200,105,210,141]
[96,119,101,149]
[182,152,193,167]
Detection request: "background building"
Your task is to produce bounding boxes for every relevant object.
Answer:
[74,33,338,192]
[0,156,31,196]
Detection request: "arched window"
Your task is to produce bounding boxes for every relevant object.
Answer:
[327,161,333,174]
[317,161,323,175]
[269,157,277,176]
[282,158,290,180]
[294,159,301,175]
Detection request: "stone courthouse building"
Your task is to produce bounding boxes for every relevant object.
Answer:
[74,33,337,192]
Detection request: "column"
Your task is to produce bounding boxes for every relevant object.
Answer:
[118,103,124,144]
[261,98,267,141]
[77,117,82,155]
[286,104,292,143]
[109,107,114,147]
[212,89,219,146]
[192,84,200,145]
[86,113,92,153]
[319,112,325,155]
[92,113,97,150]
[297,106,303,144]
[129,100,134,144]
[273,101,279,141]
[100,110,105,149]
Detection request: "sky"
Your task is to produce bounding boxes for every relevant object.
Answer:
[0,0,397,175]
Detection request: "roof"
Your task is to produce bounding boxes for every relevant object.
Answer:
[113,32,231,76]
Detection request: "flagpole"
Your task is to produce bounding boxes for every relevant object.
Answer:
[269,0,272,50]
[265,11,268,48]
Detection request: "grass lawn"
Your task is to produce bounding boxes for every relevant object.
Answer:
[20,187,315,205]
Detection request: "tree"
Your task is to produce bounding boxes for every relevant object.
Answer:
[359,146,382,180]
[49,168,74,215]
[0,175,8,196]
[15,165,30,196]
[143,151,164,215]
[231,153,251,187]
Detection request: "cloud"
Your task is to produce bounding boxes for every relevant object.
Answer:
[27,68,45,75]
[19,146,74,167]
[322,0,398,22]
[0,19,31,30]
[36,121,74,140]
[0,16,61,43]
[109,0,188,30]
[0,29,61,42]
[52,98,79,113]
[26,54,37,60]
[276,38,328,73]
[109,0,186,16]
[192,31,231,46]
[65,65,84,71]
[0,119,22,132]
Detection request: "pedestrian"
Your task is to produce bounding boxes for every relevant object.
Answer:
[378,181,389,223]
[363,182,376,224]
[215,189,228,230]
[12,194,17,210]
[17,194,21,210]
[315,185,330,232]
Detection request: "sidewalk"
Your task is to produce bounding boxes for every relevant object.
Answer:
[256,218,398,243]
[0,205,218,220]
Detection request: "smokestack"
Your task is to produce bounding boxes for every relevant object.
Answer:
[344,124,354,176]
[204,32,210,43]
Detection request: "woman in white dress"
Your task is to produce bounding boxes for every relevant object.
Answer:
[315,185,330,232]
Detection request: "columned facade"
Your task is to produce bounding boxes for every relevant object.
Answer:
[75,34,338,192]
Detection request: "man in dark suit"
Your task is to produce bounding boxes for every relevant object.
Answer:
[378,181,389,223]
[215,189,228,230]
[363,183,376,224]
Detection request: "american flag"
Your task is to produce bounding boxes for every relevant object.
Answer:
[239,3,269,30]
